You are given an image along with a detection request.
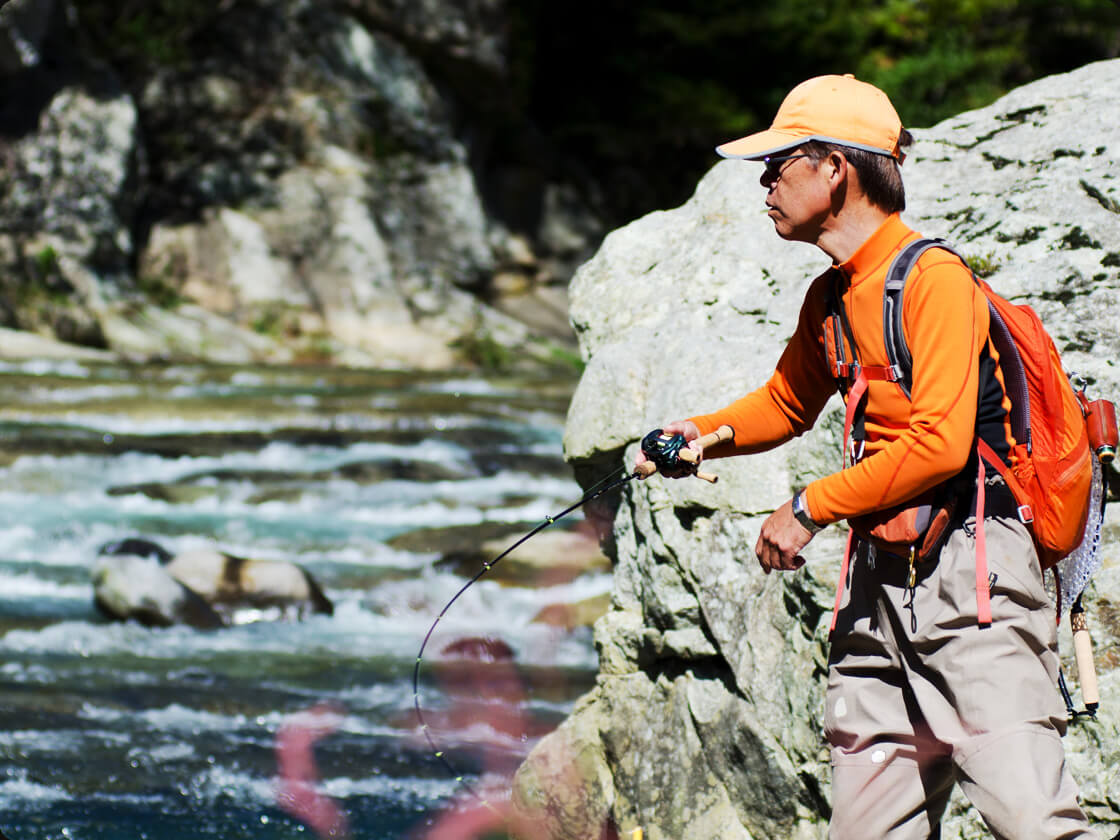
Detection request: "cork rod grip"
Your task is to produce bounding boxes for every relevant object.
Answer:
[677,424,734,482]
[676,425,735,464]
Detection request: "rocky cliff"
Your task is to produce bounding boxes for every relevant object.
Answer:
[0,0,598,369]
[514,60,1120,839]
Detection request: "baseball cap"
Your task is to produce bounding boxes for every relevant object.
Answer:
[716,74,904,161]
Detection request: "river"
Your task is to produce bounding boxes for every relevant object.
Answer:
[0,359,607,839]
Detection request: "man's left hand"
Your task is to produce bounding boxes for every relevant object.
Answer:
[755,498,813,574]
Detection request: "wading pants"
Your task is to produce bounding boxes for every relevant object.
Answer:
[826,512,1098,840]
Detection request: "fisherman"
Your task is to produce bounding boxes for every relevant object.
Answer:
[639,75,1098,839]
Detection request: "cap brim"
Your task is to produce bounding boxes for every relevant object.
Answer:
[715,129,808,160]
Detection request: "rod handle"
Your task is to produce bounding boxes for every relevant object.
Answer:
[635,457,717,483]
[677,425,735,464]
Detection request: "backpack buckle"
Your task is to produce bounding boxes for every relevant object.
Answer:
[1017,504,1034,524]
[848,438,865,464]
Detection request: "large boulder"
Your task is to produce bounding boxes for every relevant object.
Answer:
[514,60,1120,839]
[0,0,594,369]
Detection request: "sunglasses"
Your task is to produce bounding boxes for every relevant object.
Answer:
[762,153,812,181]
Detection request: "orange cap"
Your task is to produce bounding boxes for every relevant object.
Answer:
[717,75,904,161]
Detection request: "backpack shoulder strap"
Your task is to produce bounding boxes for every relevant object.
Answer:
[884,238,1032,447]
[882,237,965,397]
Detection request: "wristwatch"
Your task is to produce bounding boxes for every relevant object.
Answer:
[792,491,824,535]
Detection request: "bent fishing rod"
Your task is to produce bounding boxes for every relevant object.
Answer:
[411,425,733,804]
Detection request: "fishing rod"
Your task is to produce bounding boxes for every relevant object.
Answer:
[410,425,733,807]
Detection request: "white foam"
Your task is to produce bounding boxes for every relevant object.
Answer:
[0,770,71,806]
[0,572,89,600]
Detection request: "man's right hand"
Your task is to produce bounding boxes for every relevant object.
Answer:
[634,420,703,479]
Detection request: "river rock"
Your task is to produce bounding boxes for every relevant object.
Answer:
[93,538,334,627]
[513,60,1120,839]
[91,552,225,630]
[532,592,611,631]
[392,522,609,586]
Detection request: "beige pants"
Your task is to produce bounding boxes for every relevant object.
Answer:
[826,514,1098,839]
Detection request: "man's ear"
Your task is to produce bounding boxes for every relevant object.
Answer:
[825,150,849,191]
[827,150,849,212]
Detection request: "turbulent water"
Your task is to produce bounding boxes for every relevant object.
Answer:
[0,360,607,839]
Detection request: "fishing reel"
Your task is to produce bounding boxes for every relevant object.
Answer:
[636,426,732,483]
[641,428,689,471]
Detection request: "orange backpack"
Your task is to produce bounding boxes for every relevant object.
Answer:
[972,276,1093,570]
[831,238,1095,626]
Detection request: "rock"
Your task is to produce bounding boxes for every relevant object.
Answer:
[515,60,1120,839]
[0,0,599,370]
[532,592,611,631]
[0,80,136,346]
[0,326,116,361]
[391,522,609,586]
[91,553,225,630]
[165,548,333,620]
[93,537,333,626]
[511,690,619,840]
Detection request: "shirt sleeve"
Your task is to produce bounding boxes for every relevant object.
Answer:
[805,255,987,523]
[690,272,836,457]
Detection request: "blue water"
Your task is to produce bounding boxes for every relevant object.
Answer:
[0,361,603,839]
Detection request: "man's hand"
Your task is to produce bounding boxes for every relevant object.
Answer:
[634,420,702,479]
[755,497,814,574]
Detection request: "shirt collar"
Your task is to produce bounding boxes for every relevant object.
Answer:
[835,213,912,284]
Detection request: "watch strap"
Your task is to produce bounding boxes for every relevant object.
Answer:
[792,491,823,535]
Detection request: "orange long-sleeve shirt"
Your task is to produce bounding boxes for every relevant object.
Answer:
[691,214,1012,524]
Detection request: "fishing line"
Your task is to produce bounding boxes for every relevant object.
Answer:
[411,466,639,806]
[410,426,722,816]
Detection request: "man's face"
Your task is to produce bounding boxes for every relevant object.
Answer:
[760,150,833,243]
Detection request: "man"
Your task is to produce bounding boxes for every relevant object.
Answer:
[640,75,1098,839]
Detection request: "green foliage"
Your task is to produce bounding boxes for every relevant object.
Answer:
[964,251,1002,278]
[543,343,585,374]
[24,245,72,303]
[451,329,514,372]
[33,246,59,281]
[76,0,227,70]
[513,0,1120,222]
[135,272,184,310]
[250,304,297,338]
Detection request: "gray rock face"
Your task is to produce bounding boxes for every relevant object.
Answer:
[0,0,591,368]
[514,60,1120,839]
